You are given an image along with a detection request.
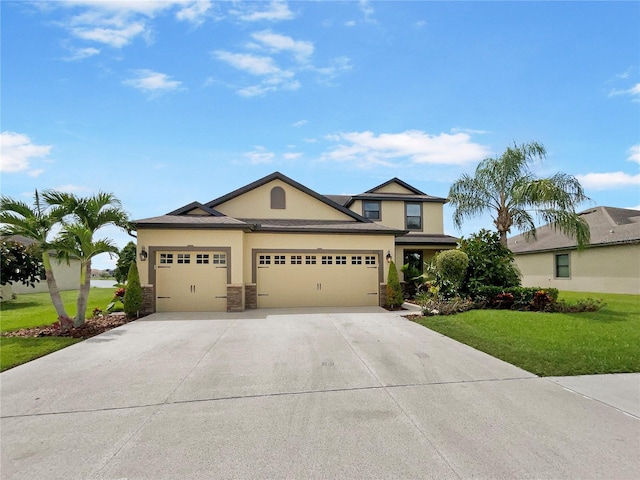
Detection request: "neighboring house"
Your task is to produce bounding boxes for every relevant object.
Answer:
[134,172,457,312]
[508,206,640,295]
[1,235,81,295]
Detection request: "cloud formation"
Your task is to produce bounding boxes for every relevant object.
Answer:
[576,171,640,190]
[608,82,640,101]
[233,1,294,22]
[324,130,492,167]
[244,146,275,164]
[0,132,52,174]
[123,69,183,94]
[627,144,640,164]
[251,30,314,63]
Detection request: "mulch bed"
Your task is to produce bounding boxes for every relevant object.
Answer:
[1,314,139,340]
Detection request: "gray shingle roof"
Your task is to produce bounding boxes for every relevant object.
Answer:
[508,206,640,254]
[395,233,459,246]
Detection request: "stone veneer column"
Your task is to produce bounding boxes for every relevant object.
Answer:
[379,283,387,308]
[226,285,244,312]
[141,285,155,315]
[245,284,257,310]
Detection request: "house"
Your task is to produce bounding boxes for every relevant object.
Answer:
[508,206,640,295]
[134,172,457,312]
[1,235,81,296]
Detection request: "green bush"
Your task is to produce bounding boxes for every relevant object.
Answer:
[458,229,521,295]
[386,261,404,309]
[123,262,143,318]
[433,249,469,298]
[473,286,559,311]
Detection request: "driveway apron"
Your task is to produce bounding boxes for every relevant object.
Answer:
[1,308,638,479]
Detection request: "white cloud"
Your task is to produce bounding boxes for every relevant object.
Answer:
[292,120,307,127]
[283,152,302,160]
[123,69,182,94]
[0,132,52,174]
[244,147,275,164]
[251,30,313,63]
[234,1,294,22]
[576,171,640,190]
[314,56,353,81]
[175,1,213,25]
[324,130,492,167]
[71,21,146,48]
[451,127,491,135]
[358,0,375,21]
[608,82,640,101]
[63,46,101,61]
[54,184,94,194]
[627,144,640,164]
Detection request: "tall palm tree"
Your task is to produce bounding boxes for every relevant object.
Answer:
[44,191,131,327]
[448,141,591,247]
[0,191,71,322]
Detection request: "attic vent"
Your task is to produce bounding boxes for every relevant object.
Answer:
[271,187,286,209]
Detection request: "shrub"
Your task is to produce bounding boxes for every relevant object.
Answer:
[433,249,469,299]
[551,298,605,313]
[123,262,143,318]
[458,229,521,295]
[417,296,475,316]
[386,261,404,309]
[472,286,560,311]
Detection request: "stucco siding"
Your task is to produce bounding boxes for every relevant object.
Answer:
[11,258,81,294]
[215,180,355,221]
[515,244,640,294]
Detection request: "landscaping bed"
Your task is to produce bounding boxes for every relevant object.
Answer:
[1,313,135,340]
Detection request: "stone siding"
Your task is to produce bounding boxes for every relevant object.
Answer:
[245,284,257,309]
[227,285,244,312]
[142,285,155,315]
[379,283,387,308]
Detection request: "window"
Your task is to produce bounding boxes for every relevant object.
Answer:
[322,255,333,265]
[363,201,381,220]
[213,253,226,265]
[259,255,271,265]
[351,256,362,265]
[275,255,286,265]
[160,253,173,264]
[365,255,376,265]
[305,255,317,265]
[271,187,286,209]
[291,255,302,265]
[406,203,422,230]
[177,253,190,264]
[555,253,570,278]
[196,254,209,264]
[403,250,423,280]
[336,255,347,265]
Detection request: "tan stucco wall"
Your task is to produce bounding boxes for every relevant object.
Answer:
[136,229,245,285]
[374,183,414,194]
[244,232,395,283]
[11,257,81,294]
[215,179,355,221]
[350,199,443,234]
[514,244,640,294]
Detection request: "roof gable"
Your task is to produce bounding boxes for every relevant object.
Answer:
[366,178,426,195]
[166,202,224,217]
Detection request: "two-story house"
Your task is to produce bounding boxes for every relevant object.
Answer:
[134,172,457,312]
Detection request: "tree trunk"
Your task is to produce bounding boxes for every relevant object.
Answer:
[42,252,71,322]
[499,230,509,247]
[74,260,92,327]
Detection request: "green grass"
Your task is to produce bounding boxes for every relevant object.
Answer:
[1,288,117,371]
[413,291,640,376]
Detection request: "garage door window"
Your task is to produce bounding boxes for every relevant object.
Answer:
[213,253,226,265]
[160,253,173,264]
[336,255,347,265]
[177,254,191,264]
[365,255,376,265]
[322,255,333,265]
[259,255,271,265]
[275,255,286,264]
[352,255,362,265]
[291,255,302,264]
[306,255,317,264]
[196,254,209,264]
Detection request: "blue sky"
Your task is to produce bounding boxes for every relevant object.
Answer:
[2,1,639,270]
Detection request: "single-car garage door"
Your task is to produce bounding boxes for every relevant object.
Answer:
[256,252,380,308]
[155,250,228,312]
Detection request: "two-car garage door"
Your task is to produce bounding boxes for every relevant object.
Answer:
[256,252,381,308]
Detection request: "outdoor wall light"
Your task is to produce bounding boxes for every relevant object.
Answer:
[139,246,148,262]
[386,251,392,263]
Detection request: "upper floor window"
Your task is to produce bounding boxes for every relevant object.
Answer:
[271,187,286,209]
[555,253,570,278]
[405,203,422,230]
[363,201,381,220]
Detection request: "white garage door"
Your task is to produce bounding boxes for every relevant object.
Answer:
[155,251,228,312]
[256,252,380,308]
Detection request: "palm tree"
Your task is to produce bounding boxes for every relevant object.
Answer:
[448,141,591,247]
[44,191,131,327]
[0,191,72,322]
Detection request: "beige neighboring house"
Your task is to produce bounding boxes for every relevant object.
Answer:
[508,207,640,295]
[1,235,81,296]
[134,172,457,312]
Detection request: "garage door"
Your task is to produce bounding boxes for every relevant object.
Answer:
[155,251,228,312]
[256,252,380,308]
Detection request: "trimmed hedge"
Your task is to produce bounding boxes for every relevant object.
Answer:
[472,286,559,311]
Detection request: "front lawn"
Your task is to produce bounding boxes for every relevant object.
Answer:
[412,291,640,376]
[0,288,116,371]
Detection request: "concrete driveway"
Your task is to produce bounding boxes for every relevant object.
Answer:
[1,308,638,479]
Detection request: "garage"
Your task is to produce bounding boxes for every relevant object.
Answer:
[154,250,228,312]
[255,251,382,308]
